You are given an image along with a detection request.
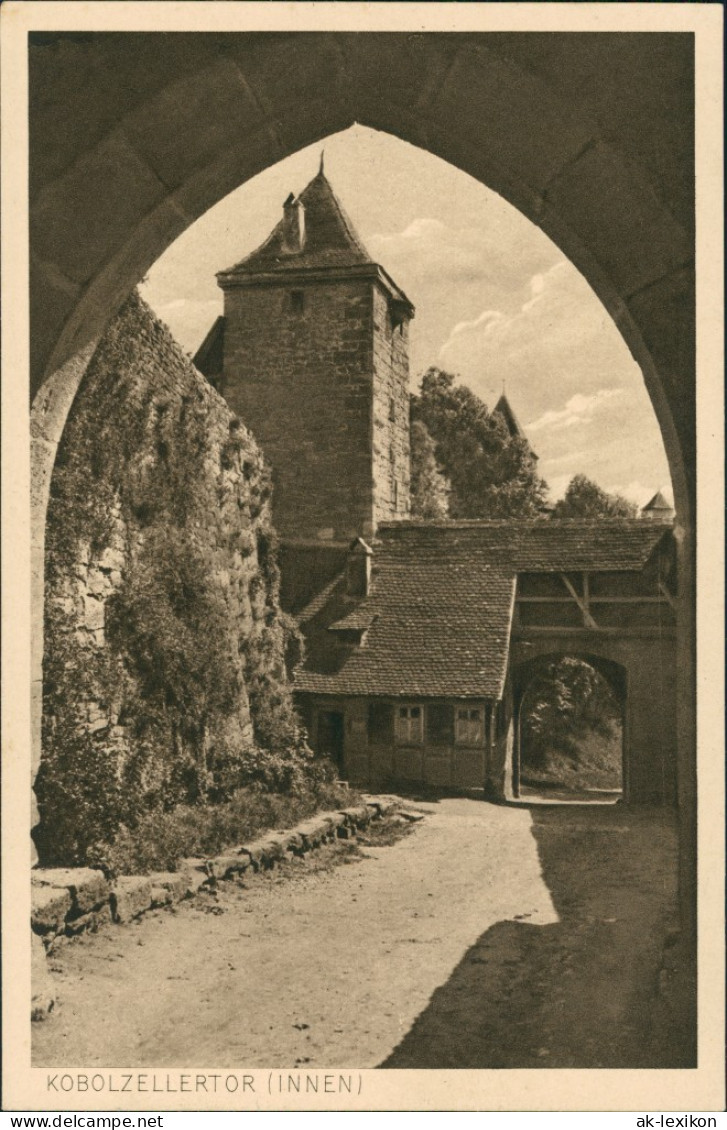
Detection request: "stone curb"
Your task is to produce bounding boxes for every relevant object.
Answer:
[31,795,411,1013]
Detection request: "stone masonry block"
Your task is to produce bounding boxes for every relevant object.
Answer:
[150,887,173,908]
[111,876,153,923]
[211,854,251,880]
[150,871,192,902]
[179,859,215,894]
[339,804,373,828]
[31,884,73,935]
[65,904,114,936]
[362,794,400,817]
[34,867,110,915]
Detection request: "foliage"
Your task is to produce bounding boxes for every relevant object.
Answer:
[94,776,359,876]
[520,657,622,772]
[411,368,548,517]
[409,419,450,519]
[35,609,128,866]
[38,291,320,868]
[552,474,638,518]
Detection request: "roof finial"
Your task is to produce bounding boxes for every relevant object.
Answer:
[319,150,325,176]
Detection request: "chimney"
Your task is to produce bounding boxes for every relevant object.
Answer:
[345,538,373,597]
[281,193,305,254]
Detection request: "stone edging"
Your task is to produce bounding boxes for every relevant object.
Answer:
[31,795,412,1018]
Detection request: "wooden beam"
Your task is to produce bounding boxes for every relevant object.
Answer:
[512,626,677,637]
[517,596,673,604]
[559,572,598,628]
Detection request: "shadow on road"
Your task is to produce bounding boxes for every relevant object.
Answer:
[381,803,694,1069]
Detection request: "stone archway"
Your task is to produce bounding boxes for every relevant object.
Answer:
[28,31,696,938]
[511,653,628,802]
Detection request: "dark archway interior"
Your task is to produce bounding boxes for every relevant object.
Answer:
[517,656,625,803]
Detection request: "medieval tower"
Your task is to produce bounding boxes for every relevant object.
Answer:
[196,160,414,546]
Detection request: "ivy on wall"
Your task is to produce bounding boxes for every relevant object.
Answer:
[36,293,310,867]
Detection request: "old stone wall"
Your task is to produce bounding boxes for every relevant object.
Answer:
[221,279,375,543]
[37,292,302,866]
[221,278,411,545]
[371,287,411,524]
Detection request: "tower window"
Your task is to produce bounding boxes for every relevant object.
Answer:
[290,290,305,314]
[389,397,396,422]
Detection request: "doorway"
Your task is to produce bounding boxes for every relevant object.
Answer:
[317,710,345,777]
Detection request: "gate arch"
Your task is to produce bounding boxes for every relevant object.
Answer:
[510,652,628,801]
[27,32,696,939]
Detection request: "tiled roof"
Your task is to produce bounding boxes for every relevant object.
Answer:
[295,535,516,699]
[642,490,673,513]
[375,519,671,573]
[294,519,672,701]
[220,170,372,276]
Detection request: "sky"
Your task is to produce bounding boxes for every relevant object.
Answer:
[141,124,672,507]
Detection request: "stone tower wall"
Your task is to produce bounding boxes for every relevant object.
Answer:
[221,277,411,543]
[372,286,411,524]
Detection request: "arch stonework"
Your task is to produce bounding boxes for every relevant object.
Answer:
[28,33,696,941]
[508,638,675,805]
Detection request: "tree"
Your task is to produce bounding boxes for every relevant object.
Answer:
[411,368,548,518]
[409,419,450,519]
[553,473,638,518]
[521,657,621,769]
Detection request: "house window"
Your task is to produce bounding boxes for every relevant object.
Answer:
[455,707,484,745]
[290,290,305,314]
[396,705,423,744]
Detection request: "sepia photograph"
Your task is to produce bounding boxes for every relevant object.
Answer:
[2,1,724,1114]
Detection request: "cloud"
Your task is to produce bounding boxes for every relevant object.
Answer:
[370,217,447,243]
[438,260,571,358]
[441,309,508,349]
[527,389,624,434]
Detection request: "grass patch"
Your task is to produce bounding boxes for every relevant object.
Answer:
[95,779,360,876]
[522,728,623,793]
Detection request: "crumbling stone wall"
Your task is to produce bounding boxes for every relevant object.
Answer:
[36,292,303,866]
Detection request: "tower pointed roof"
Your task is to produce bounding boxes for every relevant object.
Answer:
[493,393,525,439]
[220,166,373,277]
[641,489,674,515]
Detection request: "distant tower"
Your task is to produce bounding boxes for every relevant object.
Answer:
[196,164,414,544]
[493,393,529,444]
[641,489,675,522]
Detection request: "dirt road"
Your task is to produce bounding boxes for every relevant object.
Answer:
[33,799,686,1069]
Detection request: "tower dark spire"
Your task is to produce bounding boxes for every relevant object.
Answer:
[493,393,525,440]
